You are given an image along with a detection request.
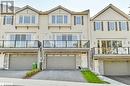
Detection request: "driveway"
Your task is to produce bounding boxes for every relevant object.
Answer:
[31,70,86,82]
[0,70,28,78]
[107,76,130,85]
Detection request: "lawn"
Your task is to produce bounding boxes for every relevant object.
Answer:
[81,69,107,83]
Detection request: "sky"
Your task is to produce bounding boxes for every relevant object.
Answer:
[14,0,130,16]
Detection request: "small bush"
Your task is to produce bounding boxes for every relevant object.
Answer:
[24,69,41,78]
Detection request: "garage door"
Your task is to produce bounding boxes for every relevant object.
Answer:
[47,55,76,69]
[104,61,130,75]
[9,54,37,70]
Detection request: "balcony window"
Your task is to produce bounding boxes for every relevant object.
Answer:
[51,15,68,24]
[3,16,13,25]
[108,21,117,31]
[119,21,128,31]
[94,21,103,31]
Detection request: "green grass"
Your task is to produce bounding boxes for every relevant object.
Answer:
[81,69,107,83]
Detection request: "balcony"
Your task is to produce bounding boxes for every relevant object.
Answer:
[93,47,130,55]
[43,40,90,53]
[0,40,41,48]
[43,40,89,48]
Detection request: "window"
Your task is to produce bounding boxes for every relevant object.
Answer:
[57,15,63,24]
[3,16,13,25]
[74,16,83,25]
[19,16,23,24]
[94,21,103,31]
[108,21,117,31]
[119,21,128,31]
[24,16,30,24]
[52,16,55,24]
[76,16,81,24]
[32,16,36,24]
[51,15,68,24]
[19,15,36,24]
[64,15,68,24]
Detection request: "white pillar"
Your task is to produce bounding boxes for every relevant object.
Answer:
[99,60,104,75]
[76,54,81,69]
[0,53,5,69]
[81,53,88,68]
[4,53,9,70]
[42,51,46,70]
[37,49,41,69]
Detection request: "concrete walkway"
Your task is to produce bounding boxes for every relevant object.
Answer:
[0,70,28,78]
[99,76,127,86]
[31,70,86,82]
[0,78,113,86]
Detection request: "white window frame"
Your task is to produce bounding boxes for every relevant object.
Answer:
[94,21,102,31]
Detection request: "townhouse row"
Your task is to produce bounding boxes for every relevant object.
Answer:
[0,4,130,76]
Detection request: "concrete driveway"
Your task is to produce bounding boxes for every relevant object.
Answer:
[0,70,28,78]
[107,76,130,85]
[31,70,86,82]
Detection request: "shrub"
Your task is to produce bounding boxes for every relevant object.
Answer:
[24,69,41,78]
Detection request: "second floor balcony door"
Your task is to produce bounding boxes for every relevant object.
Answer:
[15,34,26,48]
[56,34,78,48]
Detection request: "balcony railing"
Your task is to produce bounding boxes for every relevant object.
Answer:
[0,40,41,48]
[94,47,130,55]
[43,40,90,48]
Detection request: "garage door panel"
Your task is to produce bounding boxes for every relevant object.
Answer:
[47,56,76,69]
[10,54,37,70]
[104,61,130,75]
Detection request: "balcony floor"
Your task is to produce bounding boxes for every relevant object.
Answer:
[43,48,90,53]
[0,48,39,53]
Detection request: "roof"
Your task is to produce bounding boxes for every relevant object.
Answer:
[15,5,40,14]
[91,4,130,20]
[42,5,89,15]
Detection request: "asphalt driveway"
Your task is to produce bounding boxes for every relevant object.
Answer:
[31,70,86,82]
[107,76,130,85]
[0,70,28,78]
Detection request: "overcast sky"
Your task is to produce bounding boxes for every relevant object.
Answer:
[14,0,130,16]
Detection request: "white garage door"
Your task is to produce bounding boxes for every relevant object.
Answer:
[9,54,37,70]
[47,55,76,69]
[104,61,130,75]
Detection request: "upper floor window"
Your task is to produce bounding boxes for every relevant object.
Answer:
[19,15,36,24]
[9,34,32,41]
[52,15,68,24]
[74,16,84,25]
[119,21,128,31]
[108,21,117,31]
[3,16,13,25]
[94,21,103,31]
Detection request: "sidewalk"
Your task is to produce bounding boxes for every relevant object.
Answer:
[99,76,127,86]
[0,77,114,86]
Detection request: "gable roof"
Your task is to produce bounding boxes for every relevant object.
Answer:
[42,5,89,15]
[91,4,130,20]
[15,5,40,14]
